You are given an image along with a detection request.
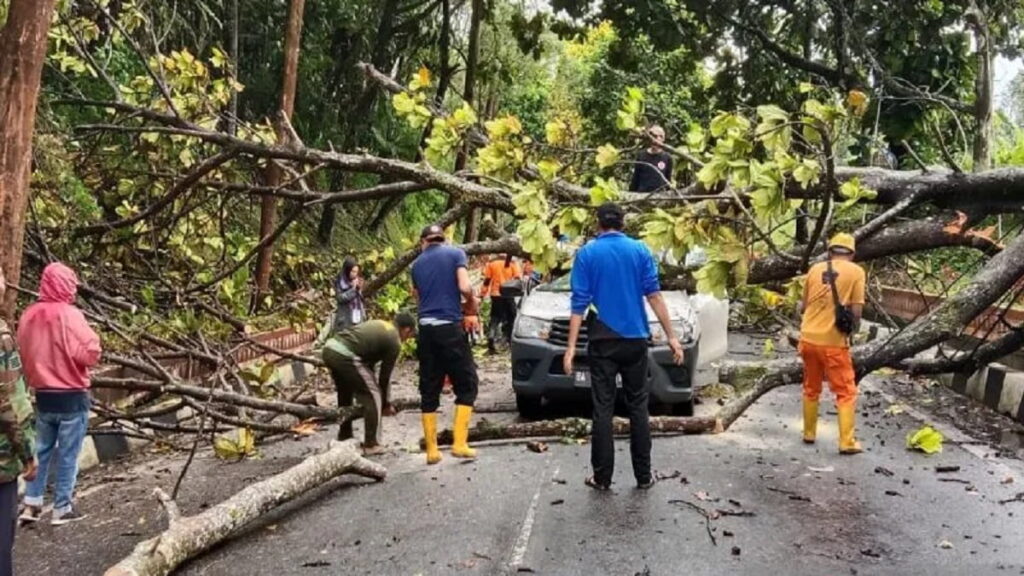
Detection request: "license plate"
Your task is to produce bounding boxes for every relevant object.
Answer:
[573,370,622,387]
[574,370,589,386]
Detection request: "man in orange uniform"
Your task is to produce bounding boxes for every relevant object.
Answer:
[480,254,521,353]
[799,233,865,454]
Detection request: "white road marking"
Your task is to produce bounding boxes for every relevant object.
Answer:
[508,461,559,570]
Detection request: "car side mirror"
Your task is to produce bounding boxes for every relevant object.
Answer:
[499,278,524,298]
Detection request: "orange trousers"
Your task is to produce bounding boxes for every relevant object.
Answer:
[799,340,857,407]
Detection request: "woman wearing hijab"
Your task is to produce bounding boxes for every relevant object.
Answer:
[333,256,367,333]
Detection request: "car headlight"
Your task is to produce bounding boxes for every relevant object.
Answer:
[650,320,692,344]
[514,315,551,340]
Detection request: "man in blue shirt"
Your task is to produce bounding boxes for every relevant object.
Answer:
[564,203,684,490]
[411,224,481,465]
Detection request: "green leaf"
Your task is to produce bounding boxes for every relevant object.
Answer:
[451,102,477,128]
[906,425,944,454]
[756,105,789,123]
[615,110,637,131]
[537,158,561,181]
[595,144,620,169]
[696,158,728,188]
[589,176,620,206]
[798,81,815,93]
[213,428,256,460]
[693,261,732,298]
[792,158,821,189]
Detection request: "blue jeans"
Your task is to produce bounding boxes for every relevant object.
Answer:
[23,411,89,515]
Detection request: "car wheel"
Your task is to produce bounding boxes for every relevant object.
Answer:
[516,393,544,420]
[672,399,695,417]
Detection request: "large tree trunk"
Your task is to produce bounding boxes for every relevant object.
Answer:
[0,0,59,317]
[253,0,306,300]
[316,0,401,242]
[968,0,993,172]
[430,415,721,447]
[104,440,386,576]
[225,0,240,136]
[459,0,485,244]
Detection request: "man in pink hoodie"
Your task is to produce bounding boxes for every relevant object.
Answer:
[16,263,101,526]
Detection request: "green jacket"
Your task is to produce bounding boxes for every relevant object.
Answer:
[0,319,35,483]
[323,320,401,404]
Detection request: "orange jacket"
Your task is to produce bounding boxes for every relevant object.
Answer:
[480,258,522,297]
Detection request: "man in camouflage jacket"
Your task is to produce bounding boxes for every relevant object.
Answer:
[0,267,36,576]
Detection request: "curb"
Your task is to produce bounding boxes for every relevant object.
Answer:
[937,363,1024,424]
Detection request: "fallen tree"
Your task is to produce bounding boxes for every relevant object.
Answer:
[104,440,386,576]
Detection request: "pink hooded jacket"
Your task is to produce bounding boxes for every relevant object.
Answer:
[16,263,101,391]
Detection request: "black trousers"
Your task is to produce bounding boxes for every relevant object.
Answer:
[488,296,516,344]
[418,323,479,412]
[589,338,651,486]
[1,479,16,576]
[323,347,383,445]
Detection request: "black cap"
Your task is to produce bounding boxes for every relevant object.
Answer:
[420,224,445,242]
[395,312,416,331]
[596,202,625,229]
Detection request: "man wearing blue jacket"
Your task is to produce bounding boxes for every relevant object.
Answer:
[564,203,684,490]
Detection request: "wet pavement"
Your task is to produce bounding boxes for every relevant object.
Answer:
[14,341,1024,576]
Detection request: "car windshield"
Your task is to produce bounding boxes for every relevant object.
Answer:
[537,274,571,292]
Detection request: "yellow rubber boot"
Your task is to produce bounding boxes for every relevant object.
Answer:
[837,404,863,454]
[451,405,478,459]
[421,413,442,465]
[802,399,818,444]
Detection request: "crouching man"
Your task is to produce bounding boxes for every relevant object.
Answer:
[323,313,416,455]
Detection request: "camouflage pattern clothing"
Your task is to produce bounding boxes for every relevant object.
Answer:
[0,319,35,483]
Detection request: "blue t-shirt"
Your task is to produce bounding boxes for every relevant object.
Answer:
[570,232,660,340]
[411,244,468,323]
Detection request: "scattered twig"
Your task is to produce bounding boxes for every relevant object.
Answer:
[668,499,718,546]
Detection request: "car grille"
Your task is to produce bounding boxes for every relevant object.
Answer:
[548,319,587,347]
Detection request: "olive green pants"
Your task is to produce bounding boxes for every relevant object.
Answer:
[323,347,382,446]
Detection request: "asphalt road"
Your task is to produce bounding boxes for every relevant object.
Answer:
[164,380,1024,576]
[13,337,1024,576]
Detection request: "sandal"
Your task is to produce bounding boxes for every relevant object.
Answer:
[584,476,610,491]
[361,444,387,456]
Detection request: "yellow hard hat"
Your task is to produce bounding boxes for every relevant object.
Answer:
[828,233,856,253]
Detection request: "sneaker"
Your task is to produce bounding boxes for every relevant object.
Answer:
[18,505,42,524]
[51,506,88,526]
[637,476,658,490]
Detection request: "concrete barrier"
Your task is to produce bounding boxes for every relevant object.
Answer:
[938,363,1024,424]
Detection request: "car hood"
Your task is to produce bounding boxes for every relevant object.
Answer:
[519,289,698,330]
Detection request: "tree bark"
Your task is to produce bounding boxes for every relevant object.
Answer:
[226,0,240,136]
[0,0,60,317]
[967,0,993,172]
[103,441,386,576]
[459,0,485,244]
[429,415,721,447]
[91,376,354,422]
[315,0,400,242]
[254,0,306,299]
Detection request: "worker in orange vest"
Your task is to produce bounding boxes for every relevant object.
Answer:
[480,254,521,353]
[799,233,866,454]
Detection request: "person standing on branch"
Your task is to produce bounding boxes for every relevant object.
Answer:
[411,225,481,465]
[321,314,416,454]
[628,125,673,193]
[0,267,36,576]
[480,253,521,353]
[565,203,684,490]
[799,233,866,454]
[18,263,101,525]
